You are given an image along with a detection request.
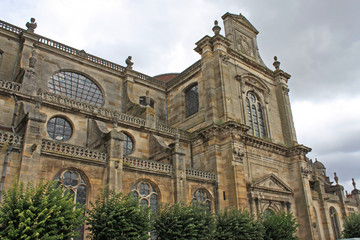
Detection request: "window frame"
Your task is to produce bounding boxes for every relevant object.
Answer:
[131,180,159,212]
[246,91,266,138]
[330,207,341,240]
[46,115,73,142]
[122,132,135,156]
[185,83,199,118]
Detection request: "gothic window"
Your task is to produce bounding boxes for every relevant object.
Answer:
[48,71,103,106]
[123,132,134,156]
[185,84,199,117]
[246,92,266,138]
[47,116,72,141]
[55,170,87,240]
[192,189,211,211]
[330,207,341,240]
[132,181,158,212]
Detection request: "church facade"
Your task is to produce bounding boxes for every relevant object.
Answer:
[0,13,359,240]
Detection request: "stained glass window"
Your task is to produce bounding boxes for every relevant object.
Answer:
[48,71,103,106]
[132,181,158,212]
[47,116,72,141]
[246,92,266,138]
[55,170,87,240]
[185,84,199,117]
[123,132,134,156]
[330,207,340,240]
[192,189,211,211]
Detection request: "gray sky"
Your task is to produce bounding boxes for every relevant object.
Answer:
[2,0,359,192]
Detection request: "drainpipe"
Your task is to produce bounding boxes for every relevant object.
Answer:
[0,145,14,201]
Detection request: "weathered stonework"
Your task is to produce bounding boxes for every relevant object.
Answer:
[0,13,357,240]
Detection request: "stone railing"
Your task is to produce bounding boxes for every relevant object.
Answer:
[156,122,178,135]
[0,130,23,147]
[124,156,172,174]
[38,90,146,127]
[38,37,127,73]
[167,60,202,87]
[41,139,107,163]
[0,20,23,34]
[134,70,166,87]
[0,79,21,92]
[186,168,216,181]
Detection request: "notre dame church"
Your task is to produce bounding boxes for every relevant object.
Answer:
[0,13,359,240]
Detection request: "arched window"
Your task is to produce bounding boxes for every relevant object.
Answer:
[123,132,134,156]
[47,116,73,141]
[330,207,341,240]
[192,189,211,211]
[55,170,87,240]
[132,181,158,212]
[185,84,199,117]
[48,71,103,106]
[246,92,266,138]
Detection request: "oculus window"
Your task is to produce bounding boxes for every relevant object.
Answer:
[246,92,266,138]
[47,116,72,141]
[48,71,103,106]
[123,132,134,156]
[132,181,158,212]
[185,84,199,117]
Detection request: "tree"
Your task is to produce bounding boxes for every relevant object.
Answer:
[215,208,264,240]
[342,212,360,238]
[0,179,84,240]
[86,191,151,240]
[153,202,215,240]
[261,210,299,240]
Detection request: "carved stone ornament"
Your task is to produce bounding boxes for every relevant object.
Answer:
[212,20,221,35]
[237,34,252,56]
[273,56,280,70]
[232,147,245,162]
[26,18,37,33]
[125,56,134,69]
[77,50,88,58]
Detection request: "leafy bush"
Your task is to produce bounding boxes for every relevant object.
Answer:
[261,210,299,240]
[86,191,151,240]
[0,180,84,239]
[342,212,360,238]
[215,208,264,240]
[153,202,215,240]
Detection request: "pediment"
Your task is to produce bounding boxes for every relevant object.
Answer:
[222,12,259,34]
[252,174,292,194]
[237,74,270,93]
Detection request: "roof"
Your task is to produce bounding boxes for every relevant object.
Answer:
[153,73,179,83]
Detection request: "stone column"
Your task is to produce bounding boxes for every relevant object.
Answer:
[18,107,47,185]
[104,130,124,193]
[169,137,186,203]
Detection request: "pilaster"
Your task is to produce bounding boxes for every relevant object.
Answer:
[169,137,186,203]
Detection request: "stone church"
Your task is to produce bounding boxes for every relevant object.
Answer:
[0,12,359,240]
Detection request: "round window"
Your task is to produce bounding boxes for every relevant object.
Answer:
[47,116,72,141]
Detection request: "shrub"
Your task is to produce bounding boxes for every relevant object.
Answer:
[342,212,360,238]
[261,210,299,240]
[86,191,151,240]
[153,202,215,239]
[215,208,264,240]
[0,179,84,239]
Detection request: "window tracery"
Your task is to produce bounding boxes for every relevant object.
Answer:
[185,84,199,117]
[246,92,266,138]
[330,207,340,240]
[192,189,211,211]
[55,170,87,240]
[48,71,103,106]
[123,132,134,156]
[132,181,158,212]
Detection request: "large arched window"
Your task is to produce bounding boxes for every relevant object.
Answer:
[132,181,158,212]
[192,189,211,211]
[185,84,199,117]
[330,207,341,240]
[246,92,266,138]
[48,71,103,106]
[55,169,87,240]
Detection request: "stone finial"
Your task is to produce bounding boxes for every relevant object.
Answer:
[212,20,221,35]
[273,56,280,70]
[125,56,134,69]
[334,172,338,185]
[352,178,357,189]
[26,18,37,33]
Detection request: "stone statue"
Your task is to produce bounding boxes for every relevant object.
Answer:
[29,49,37,68]
[26,18,37,33]
[125,56,134,69]
[334,172,338,185]
[352,178,357,189]
[273,56,280,70]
